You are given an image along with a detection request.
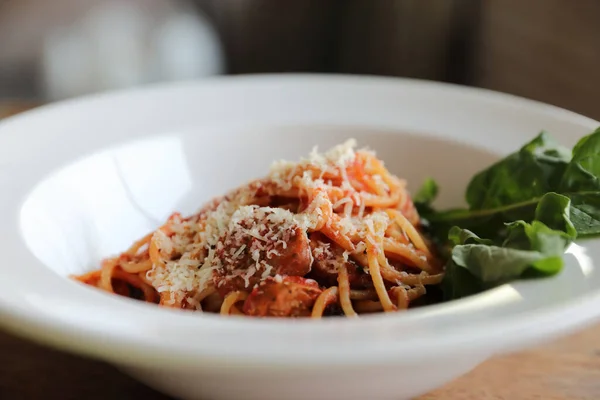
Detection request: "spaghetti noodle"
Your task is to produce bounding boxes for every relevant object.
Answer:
[74,139,444,317]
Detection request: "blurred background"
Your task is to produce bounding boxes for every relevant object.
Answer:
[1,0,599,119]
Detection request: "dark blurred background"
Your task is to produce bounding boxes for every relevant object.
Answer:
[1,0,599,119]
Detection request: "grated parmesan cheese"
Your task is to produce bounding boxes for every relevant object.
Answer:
[210,206,305,289]
[146,138,404,301]
[268,139,358,190]
[307,139,357,170]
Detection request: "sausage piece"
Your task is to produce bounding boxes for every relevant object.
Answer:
[243,276,322,317]
[309,233,372,289]
[213,206,313,296]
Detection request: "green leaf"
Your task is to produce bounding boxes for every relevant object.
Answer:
[442,220,571,300]
[414,178,439,227]
[443,244,562,300]
[424,132,573,239]
[452,244,554,282]
[440,260,484,299]
[503,220,571,254]
[425,200,536,241]
[466,132,570,210]
[425,192,573,241]
[448,226,494,246]
[568,192,600,237]
[534,192,577,234]
[439,194,574,300]
[424,130,600,239]
[560,128,600,192]
[414,177,439,204]
[420,128,600,300]
[533,192,576,238]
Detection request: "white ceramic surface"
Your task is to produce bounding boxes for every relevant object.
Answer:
[1,75,600,400]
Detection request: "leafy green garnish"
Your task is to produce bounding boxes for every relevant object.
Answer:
[414,177,438,204]
[418,128,600,300]
[414,178,438,225]
[466,132,571,210]
[419,128,600,241]
[440,193,574,299]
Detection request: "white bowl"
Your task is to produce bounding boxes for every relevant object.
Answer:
[1,75,599,400]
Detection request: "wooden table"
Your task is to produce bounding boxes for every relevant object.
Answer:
[2,104,600,399]
[2,325,600,400]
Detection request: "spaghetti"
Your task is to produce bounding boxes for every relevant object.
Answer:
[74,139,444,317]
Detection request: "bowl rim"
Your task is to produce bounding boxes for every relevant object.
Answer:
[1,73,600,368]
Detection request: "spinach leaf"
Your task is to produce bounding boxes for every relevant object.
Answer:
[466,132,570,210]
[442,219,571,300]
[532,192,576,238]
[560,128,600,192]
[452,242,558,284]
[568,193,600,236]
[440,259,484,300]
[439,192,575,300]
[419,129,600,239]
[558,129,600,236]
[414,178,439,225]
[414,177,438,204]
[448,226,493,246]
[423,200,538,241]
[414,128,600,300]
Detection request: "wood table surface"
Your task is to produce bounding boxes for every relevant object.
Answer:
[2,103,600,400]
[2,324,600,400]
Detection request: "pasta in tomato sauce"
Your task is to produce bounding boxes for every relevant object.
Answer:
[74,139,443,317]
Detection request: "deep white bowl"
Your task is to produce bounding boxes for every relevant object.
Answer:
[1,75,599,400]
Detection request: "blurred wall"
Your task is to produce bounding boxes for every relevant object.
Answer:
[0,0,223,100]
[1,0,599,121]
[195,0,600,120]
[197,0,479,83]
[473,0,600,120]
